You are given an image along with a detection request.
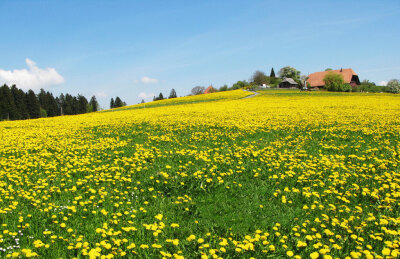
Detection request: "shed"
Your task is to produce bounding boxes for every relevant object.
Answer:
[278,78,298,88]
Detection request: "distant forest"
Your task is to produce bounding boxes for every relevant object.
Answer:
[0,84,104,121]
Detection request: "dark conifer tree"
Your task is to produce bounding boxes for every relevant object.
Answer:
[0,84,17,120]
[77,95,88,114]
[11,85,28,119]
[110,98,115,109]
[114,97,123,108]
[46,92,59,117]
[270,68,276,78]
[72,96,78,114]
[26,90,40,119]
[158,93,164,100]
[38,89,48,113]
[89,96,99,112]
[64,94,74,115]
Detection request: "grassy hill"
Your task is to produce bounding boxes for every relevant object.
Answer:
[0,90,400,258]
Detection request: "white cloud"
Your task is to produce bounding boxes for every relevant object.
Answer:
[95,91,107,98]
[378,80,388,86]
[141,76,158,84]
[0,58,64,90]
[138,92,155,100]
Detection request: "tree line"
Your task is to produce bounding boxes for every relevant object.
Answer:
[110,97,126,109]
[190,67,299,95]
[0,84,100,121]
[189,66,399,94]
[150,88,177,102]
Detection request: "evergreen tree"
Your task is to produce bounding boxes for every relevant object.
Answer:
[39,91,58,117]
[26,90,40,119]
[11,85,27,119]
[77,95,88,114]
[64,94,74,115]
[72,96,78,114]
[169,89,177,99]
[89,96,99,112]
[270,68,276,78]
[141,99,145,104]
[114,97,124,108]
[38,89,48,114]
[110,98,115,109]
[48,92,60,116]
[0,84,18,120]
[158,93,164,100]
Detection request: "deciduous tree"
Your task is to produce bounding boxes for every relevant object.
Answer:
[278,66,301,80]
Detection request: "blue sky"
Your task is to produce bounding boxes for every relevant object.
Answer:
[0,0,399,108]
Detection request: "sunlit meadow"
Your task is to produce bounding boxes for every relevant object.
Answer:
[0,90,399,258]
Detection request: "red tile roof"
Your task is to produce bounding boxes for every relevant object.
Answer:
[204,86,216,94]
[307,68,358,87]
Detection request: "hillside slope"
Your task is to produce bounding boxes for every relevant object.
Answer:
[1,92,400,258]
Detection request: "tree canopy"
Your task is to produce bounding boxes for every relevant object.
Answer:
[323,72,348,92]
[169,89,177,99]
[0,84,97,121]
[251,70,268,86]
[270,68,276,78]
[387,79,400,93]
[191,86,205,95]
[278,66,301,80]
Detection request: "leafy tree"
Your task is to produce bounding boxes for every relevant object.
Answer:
[270,68,276,78]
[323,72,345,92]
[278,66,301,80]
[231,80,249,90]
[387,79,400,93]
[89,96,99,112]
[191,86,205,95]
[40,107,47,118]
[251,70,268,85]
[110,98,115,109]
[169,89,177,99]
[219,85,228,91]
[355,80,380,92]
[325,68,333,71]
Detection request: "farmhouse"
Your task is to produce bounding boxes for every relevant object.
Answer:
[307,68,360,88]
[204,85,216,94]
[278,78,298,88]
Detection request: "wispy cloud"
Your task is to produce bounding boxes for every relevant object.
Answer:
[134,76,159,84]
[95,91,107,98]
[0,58,64,90]
[138,92,155,100]
[378,81,388,86]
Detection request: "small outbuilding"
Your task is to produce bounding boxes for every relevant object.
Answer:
[278,78,298,88]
